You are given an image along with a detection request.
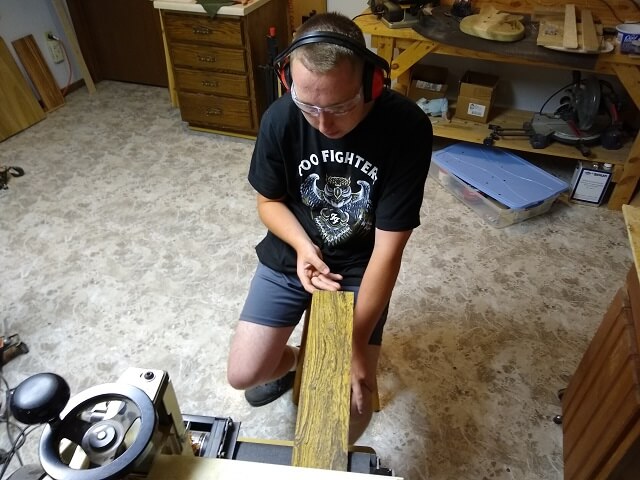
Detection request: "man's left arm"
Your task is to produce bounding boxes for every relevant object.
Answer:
[351,227,413,412]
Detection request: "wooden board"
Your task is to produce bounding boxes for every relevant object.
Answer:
[292,291,353,471]
[51,0,96,94]
[459,6,525,42]
[0,36,45,141]
[581,9,599,52]
[12,34,65,112]
[536,6,604,53]
[563,4,579,49]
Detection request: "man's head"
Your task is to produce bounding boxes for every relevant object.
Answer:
[289,13,367,79]
[277,13,388,139]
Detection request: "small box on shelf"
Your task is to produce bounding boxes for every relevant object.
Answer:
[407,64,448,102]
[455,70,499,123]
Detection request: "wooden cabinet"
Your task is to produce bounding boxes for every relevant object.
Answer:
[562,203,640,479]
[161,0,289,137]
[562,262,640,479]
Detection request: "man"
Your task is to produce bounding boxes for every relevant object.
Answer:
[227,12,432,442]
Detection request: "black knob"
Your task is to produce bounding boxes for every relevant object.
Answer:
[10,373,70,424]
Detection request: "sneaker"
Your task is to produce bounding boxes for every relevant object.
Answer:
[244,371,295,407]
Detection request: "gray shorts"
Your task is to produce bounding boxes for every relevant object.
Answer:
[240,262,388,345]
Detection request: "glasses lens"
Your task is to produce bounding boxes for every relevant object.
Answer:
[291,85,360,117]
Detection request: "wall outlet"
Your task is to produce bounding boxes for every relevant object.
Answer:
[45,31,64,64]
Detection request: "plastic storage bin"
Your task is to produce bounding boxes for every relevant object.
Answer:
[432,143,569,228]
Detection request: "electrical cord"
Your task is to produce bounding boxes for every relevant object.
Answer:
[0,374,35,479]
[58,41,73,97]
[45,33,73,97]
[351,12,378,21]
[0,424,40,479]
[1,375,21,467]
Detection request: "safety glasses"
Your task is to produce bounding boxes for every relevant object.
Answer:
[290,84,362,117]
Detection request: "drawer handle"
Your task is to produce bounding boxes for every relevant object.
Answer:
[197,55,217,63]
[206,108,223,116]
[202,80,219,88]
[192,26,212,35]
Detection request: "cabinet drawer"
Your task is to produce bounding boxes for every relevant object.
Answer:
[163,13,243,47]
[171,43,246,73]
[174,68,249,97]
[179,92,253,130]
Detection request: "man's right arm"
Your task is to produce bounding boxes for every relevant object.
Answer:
[256,194,341,292]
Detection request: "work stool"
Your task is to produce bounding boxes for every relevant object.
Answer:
[292,309,381,412]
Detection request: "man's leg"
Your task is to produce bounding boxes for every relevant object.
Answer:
[227,263,309,404]
[349,344,380,444]
[227,321,296,390]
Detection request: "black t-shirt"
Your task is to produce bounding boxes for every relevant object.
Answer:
[248,88,433,285]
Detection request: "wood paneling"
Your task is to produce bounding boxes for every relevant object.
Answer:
[0,37,45,141]
[11,35,64,112]
[65,0,168,87]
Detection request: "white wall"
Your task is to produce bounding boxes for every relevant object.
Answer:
[327,0,369,19]
[0,0,81,93]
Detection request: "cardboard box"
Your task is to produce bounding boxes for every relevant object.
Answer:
[455,71,499,123]
[407,65,448,101]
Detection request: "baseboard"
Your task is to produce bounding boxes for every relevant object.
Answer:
[62,79,88,96]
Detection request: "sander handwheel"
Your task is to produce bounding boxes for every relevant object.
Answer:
[39,383,156,480]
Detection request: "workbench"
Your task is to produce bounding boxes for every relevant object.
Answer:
[354,2,640,210]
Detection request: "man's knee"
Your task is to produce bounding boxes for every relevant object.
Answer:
[227,363,262,391]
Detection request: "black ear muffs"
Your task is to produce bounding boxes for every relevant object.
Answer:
[273,31,390,102]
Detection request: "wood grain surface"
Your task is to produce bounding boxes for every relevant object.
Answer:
[459,7,525,42]
[11,34,64,112]
[0,37,45,141]
[292,291,354,471]
[439,0,640,25]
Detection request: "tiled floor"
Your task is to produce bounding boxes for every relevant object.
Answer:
[0,81,633,479]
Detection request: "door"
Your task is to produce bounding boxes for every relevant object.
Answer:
[66,0,168,87]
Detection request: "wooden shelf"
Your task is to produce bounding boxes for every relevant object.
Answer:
[436,106,631,164]
[355,6,640,209]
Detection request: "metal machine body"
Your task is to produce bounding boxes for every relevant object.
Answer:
[7,368,394,480]
[368,1,428,28]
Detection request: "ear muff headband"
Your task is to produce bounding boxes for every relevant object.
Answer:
[273,31,391,102]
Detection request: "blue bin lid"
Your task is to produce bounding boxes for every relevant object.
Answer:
[432,143,569,209]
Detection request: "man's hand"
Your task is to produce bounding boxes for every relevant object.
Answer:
[350,341,372,414]
[296,242,342,293]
